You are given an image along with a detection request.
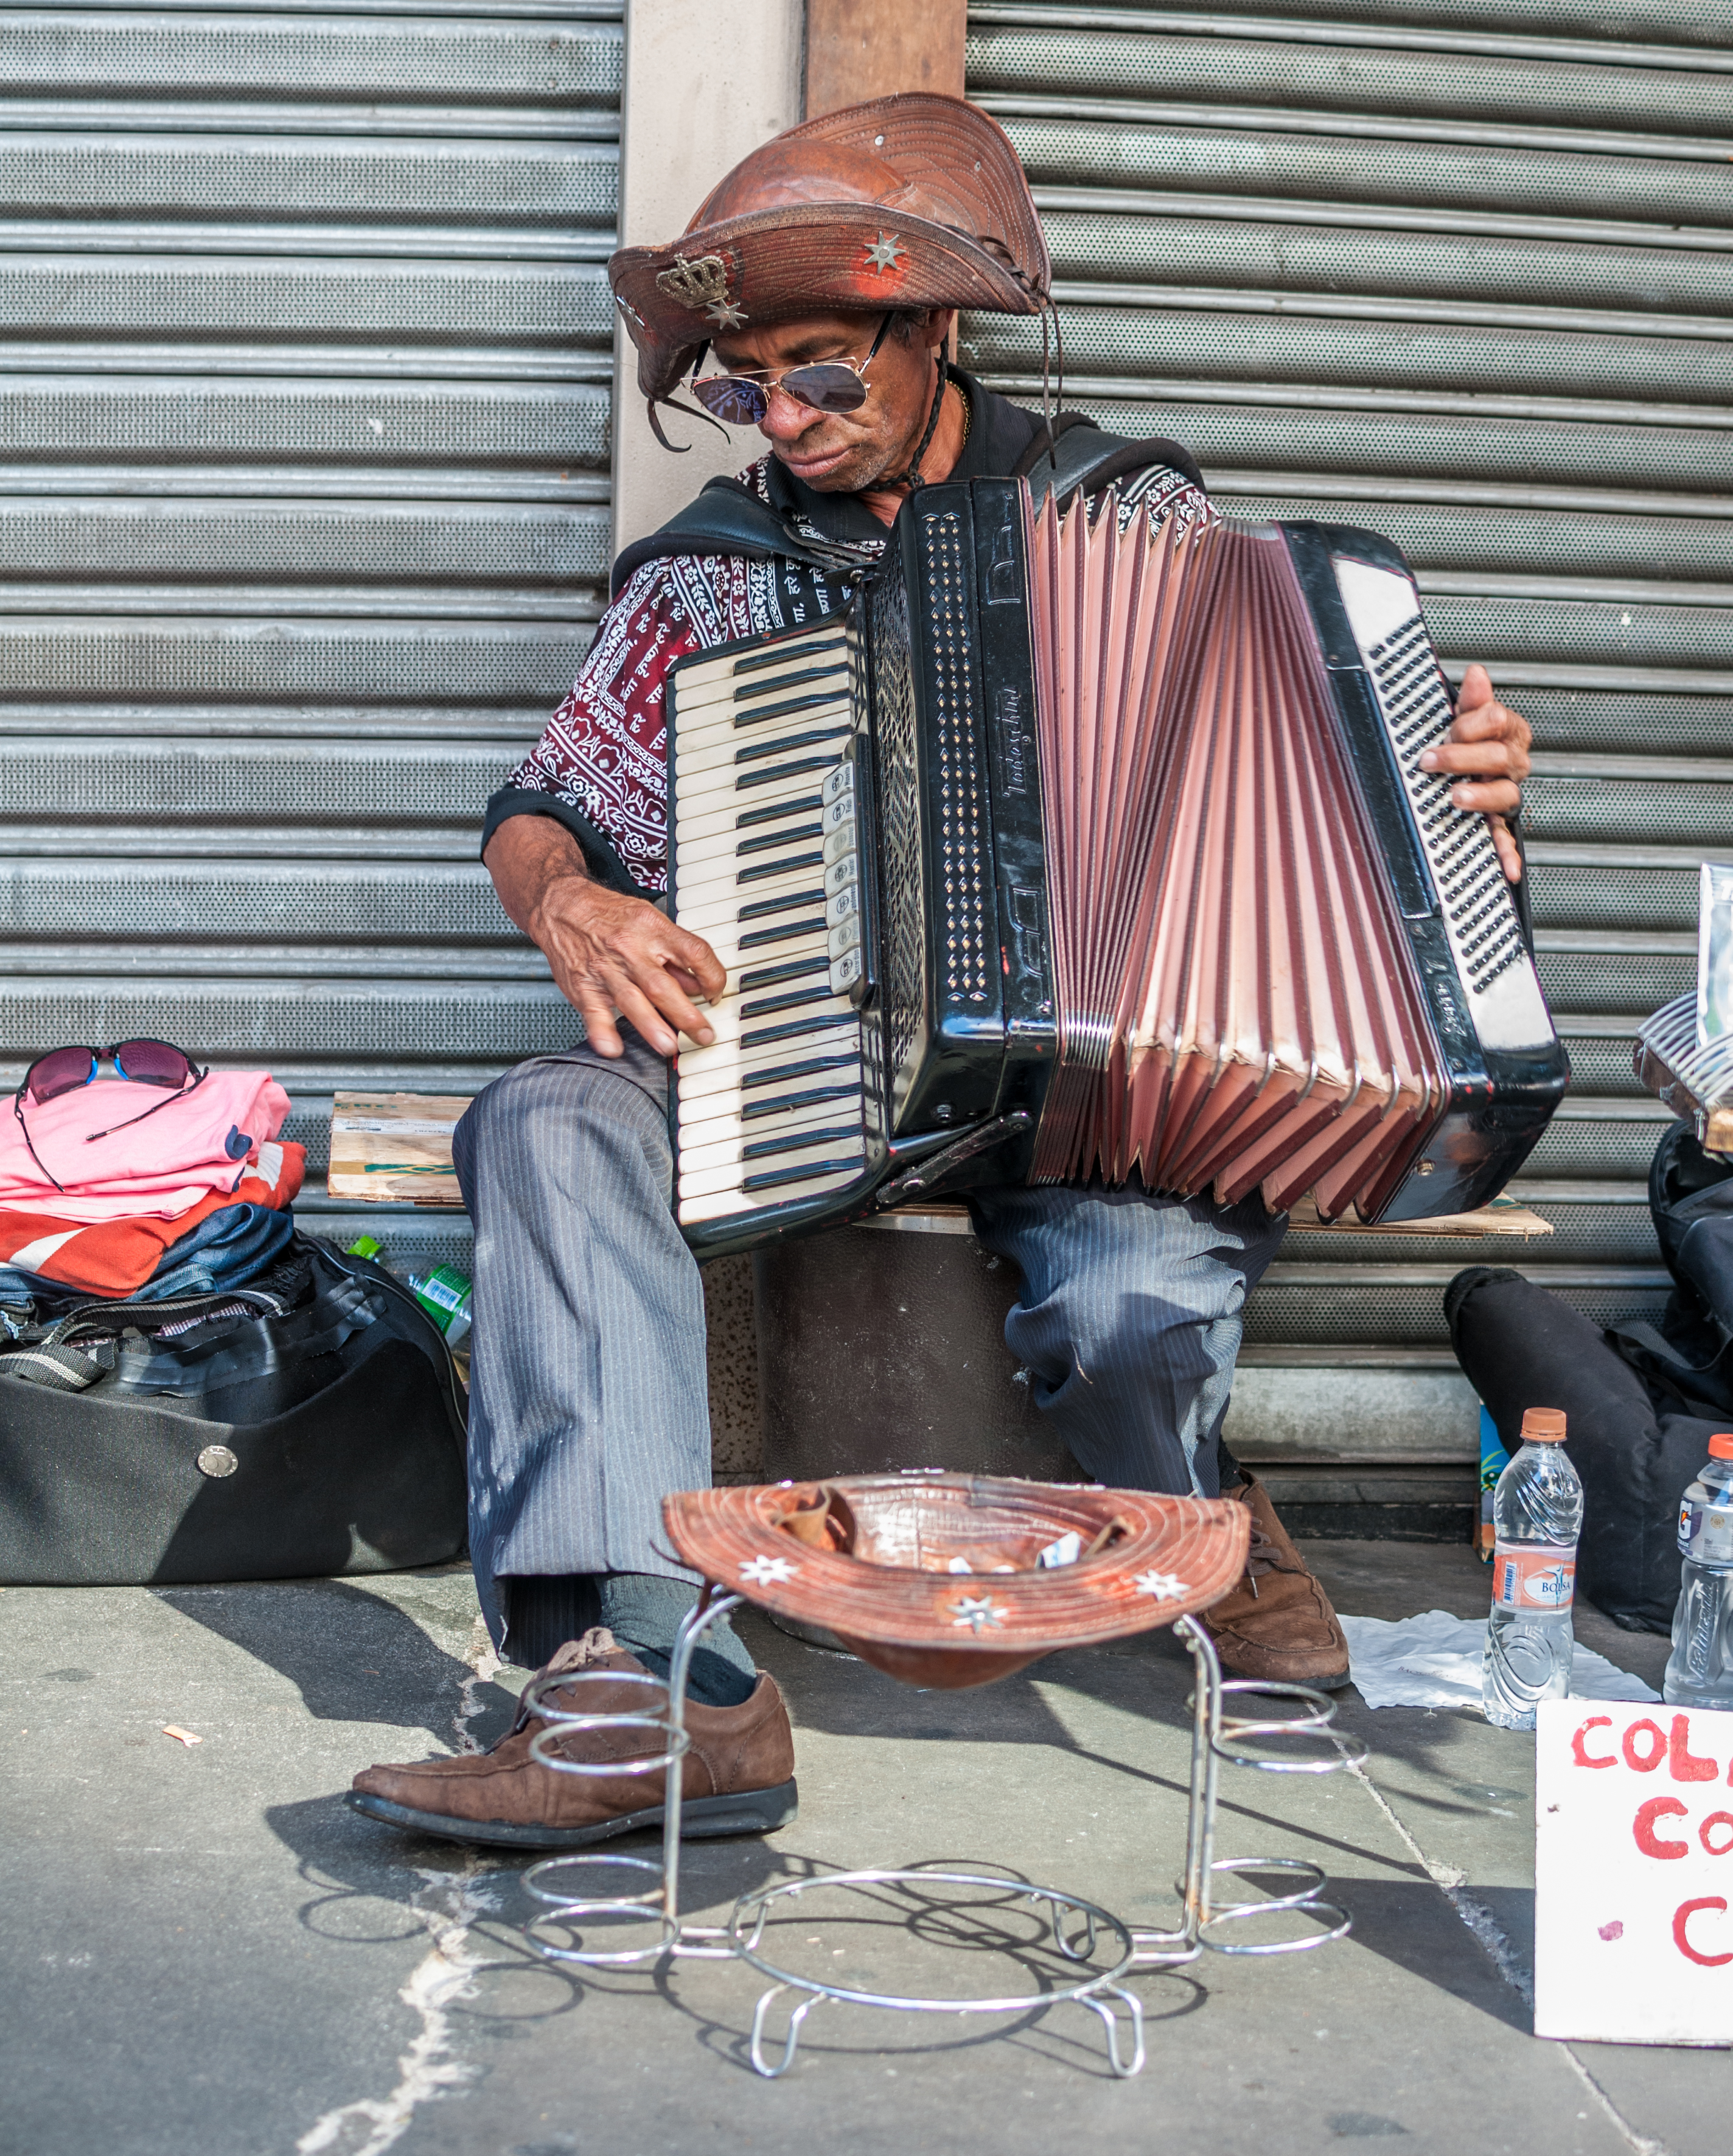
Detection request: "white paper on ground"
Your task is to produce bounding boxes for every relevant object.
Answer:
[1339,1607,1659,1712]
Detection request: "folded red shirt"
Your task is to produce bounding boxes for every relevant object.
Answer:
[0,1141,304,1297]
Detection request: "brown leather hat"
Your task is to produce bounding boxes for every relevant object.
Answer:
[663,1474,1250,1691]
[609,92,1050,407]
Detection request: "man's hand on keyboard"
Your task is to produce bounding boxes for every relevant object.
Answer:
[531,877,727,1059]
[1416,662,1532,883]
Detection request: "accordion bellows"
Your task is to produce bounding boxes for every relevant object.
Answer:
[1029,495,1448,1219]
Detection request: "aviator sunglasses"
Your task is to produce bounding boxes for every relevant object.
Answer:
[689,312,896,426]
[13,1038,207,1193]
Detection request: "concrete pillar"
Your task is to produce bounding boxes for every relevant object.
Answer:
[610,0,974,556]
[613,0,977,1481]
[610,0,805,557]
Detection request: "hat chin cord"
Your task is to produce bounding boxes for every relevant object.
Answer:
[1037,292,1066,469]
[646,390,730,454]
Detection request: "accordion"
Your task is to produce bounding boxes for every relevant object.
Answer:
[666,476,1568,1258]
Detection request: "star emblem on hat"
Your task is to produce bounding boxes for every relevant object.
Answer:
[1134,1569,1190,1602]
[863,231,906,274]
[950,1595,1006,1633]
[739,1554,796,1587]
[704,295,748,329]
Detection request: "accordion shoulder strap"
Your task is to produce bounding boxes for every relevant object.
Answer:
[1013,414,1207,503]
[609,476,880,598]
[608,424,1208,598]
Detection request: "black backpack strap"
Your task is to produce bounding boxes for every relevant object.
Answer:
[610,476,880,598]
[1014,416,1207,507]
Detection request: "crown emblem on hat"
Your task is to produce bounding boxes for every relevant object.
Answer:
[655,253,744,327]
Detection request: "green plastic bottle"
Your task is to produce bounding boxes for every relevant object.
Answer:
[407,1263,473,1349]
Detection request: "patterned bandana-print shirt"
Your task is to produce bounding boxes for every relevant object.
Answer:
[501,454,1213,898]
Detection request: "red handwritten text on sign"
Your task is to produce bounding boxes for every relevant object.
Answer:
[1536,1700,1733,2044]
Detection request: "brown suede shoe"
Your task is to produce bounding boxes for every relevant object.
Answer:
[1199,1474,1351,1690]
[348,1628,798,1851]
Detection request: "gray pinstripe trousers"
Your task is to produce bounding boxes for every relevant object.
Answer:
[453,1031,1285,1655]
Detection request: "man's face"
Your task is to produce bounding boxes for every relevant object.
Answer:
[706,307,951,494]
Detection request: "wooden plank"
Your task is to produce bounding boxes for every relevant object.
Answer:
[870,1197,1555,1238]
[1286,1196,1554,1238]
[327,1092,469,1209]
[804,0,966,118]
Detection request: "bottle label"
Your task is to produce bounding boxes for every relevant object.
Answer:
[1680,1499,1733,1565]
[416,1267,470,1318]
[1492,1543,1576,1612]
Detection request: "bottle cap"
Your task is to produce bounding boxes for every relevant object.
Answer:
[1520,1406,1567,1443]
[1709,1434,1733,1461]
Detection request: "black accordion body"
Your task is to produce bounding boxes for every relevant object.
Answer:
[664,477,1567,1260]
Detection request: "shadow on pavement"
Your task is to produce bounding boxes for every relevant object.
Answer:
[150,1572,476,1731]
[1319,1875,1535,2034]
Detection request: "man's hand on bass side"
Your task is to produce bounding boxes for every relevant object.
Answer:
[1418,661,1532,884]
[483,815,726,1058]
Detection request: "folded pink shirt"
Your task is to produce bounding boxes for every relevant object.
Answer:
[0,1071,293,1222]
[0,1142,305,1294]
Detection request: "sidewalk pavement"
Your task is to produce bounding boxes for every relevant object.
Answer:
[1,1542,1720,2156]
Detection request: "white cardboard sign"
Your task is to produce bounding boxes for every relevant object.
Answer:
[1535,1698,1733,2045]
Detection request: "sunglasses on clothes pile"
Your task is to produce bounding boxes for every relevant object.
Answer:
[12,1039,208,1193]
[688,312,896,426]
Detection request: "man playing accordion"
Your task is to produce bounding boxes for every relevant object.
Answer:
[353,96,1531,1852]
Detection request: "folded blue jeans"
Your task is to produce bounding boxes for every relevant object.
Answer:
[0,1201,294,1310]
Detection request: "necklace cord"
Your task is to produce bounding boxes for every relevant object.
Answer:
[884,354,950,492]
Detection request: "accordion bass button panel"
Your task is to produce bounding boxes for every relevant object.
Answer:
[666,625,880,1238]
[1330,555,1556,1058]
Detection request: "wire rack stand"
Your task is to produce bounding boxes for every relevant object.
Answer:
[520,1594,1364,2078]
[1129,1616,1368,1971]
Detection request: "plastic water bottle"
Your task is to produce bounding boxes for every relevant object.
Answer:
[1481,1406,1584,1729]
[1663,1433,1733,1711]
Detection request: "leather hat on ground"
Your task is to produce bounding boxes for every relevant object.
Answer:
[609,92,1051,411]
[662,1474,1250,1690]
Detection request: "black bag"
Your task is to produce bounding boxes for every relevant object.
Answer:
[1447,1126,1733,1634]
[0,1238,467,1585]
[1608,1123,1733,1413]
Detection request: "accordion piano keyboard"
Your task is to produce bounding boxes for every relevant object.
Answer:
[668,625,872,1229]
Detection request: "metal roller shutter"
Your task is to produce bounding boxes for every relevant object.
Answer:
[966,1,1733,1513]
[0,1,618,1279]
